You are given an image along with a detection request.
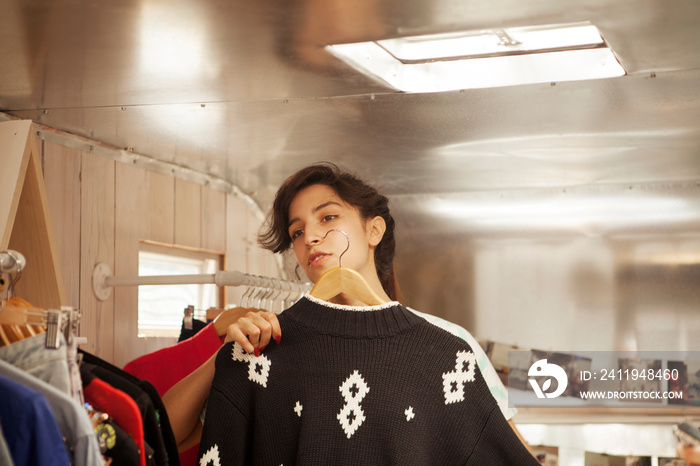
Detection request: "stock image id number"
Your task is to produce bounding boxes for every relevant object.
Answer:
[580,368,679,381]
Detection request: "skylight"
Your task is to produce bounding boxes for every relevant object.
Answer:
[326,22,625,93]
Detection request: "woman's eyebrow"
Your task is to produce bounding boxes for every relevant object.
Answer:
[288,201,341,228]
[313,201,341,213]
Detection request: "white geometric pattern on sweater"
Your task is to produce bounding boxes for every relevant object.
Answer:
[337,370,369,438]
[199,444,221,466]
[231,342,271,387]
[404,406,415,421]
[442,350,477,404]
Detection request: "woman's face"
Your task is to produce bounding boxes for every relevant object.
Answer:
[287,184,380,284]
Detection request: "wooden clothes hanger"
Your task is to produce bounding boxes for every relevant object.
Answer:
[0,251,50,346]
[309,229,387,306]
[0,297,46,347]
[213,307,256,336]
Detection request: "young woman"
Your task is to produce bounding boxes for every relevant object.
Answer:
[184,162,538,464]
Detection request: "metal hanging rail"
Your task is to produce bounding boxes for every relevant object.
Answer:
[91,262,312,302]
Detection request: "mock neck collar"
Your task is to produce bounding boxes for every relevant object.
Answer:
[282,295,424,338]
[303,293,401,311]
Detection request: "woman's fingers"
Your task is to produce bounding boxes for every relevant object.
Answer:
[260,312,282,345]
[223,310,281,355]
[225,320,256,353]
[250,312,272,353]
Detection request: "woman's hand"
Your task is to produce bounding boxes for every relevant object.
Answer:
[223,309,281,356]
[677,443,700,465]
[164,307,282,450]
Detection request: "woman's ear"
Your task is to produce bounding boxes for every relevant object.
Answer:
[367,216,386,247]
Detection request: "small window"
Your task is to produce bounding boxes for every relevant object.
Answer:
[137,244,223,338]
[326,21,625,93]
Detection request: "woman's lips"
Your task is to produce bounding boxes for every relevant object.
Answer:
[308,252,331,267]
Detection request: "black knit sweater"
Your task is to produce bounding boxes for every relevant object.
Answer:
[198,296,538,465]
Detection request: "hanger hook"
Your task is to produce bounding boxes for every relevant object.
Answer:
[320,229,350,268]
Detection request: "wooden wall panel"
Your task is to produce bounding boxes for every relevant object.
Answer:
[147,171,174,244]
[225,194,250,306]
[246,210,280,281]
[79,153,115,361]
[174,178,201,248]
[115,164,181,366]
[43,142,81,308]
[225,195,286,307]
[113,163,148,367]
[201,186,226,253]
[35,140,282,363]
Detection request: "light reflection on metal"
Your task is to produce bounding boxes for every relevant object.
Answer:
[138,2,214,81]
[414,182,700,236]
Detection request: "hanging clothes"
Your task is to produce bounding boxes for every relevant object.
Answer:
[90,409,141,466]
[0,332,72,396]
[0,359,103,466]
[124,322,223,395]
[0,422,14,466]
[124,321,224,466]
[0,374,70,466]
[178,317,208,342]
[83,371,149,466]
[80,350,180,466]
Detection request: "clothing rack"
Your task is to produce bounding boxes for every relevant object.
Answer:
[0,302,83,348]
[92,262,312,302]
[1,249,81,348]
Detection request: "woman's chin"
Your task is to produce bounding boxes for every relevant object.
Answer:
[306,264,333,283]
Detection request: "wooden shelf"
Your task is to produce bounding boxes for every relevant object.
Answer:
[0,120,65,308]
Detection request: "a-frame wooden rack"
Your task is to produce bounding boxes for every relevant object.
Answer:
[0,119,66,309]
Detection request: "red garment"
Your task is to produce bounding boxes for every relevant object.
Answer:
[123,322,223,396]
[84,377,146,466]
[180,445,198,466]
[123,322,224,466]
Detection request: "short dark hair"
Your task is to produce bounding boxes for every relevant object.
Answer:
[258,162,401,301]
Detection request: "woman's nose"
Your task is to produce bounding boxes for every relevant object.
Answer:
[305,225,324,246]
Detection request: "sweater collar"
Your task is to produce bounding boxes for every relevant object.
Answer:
[304,293,401,311]
[282,295,425,338]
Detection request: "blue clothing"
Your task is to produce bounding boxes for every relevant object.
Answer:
[0,359,103,466]
[0,374,70,466]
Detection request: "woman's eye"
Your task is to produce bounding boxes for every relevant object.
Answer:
[291,229,303,240]
[322,215,337,222]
